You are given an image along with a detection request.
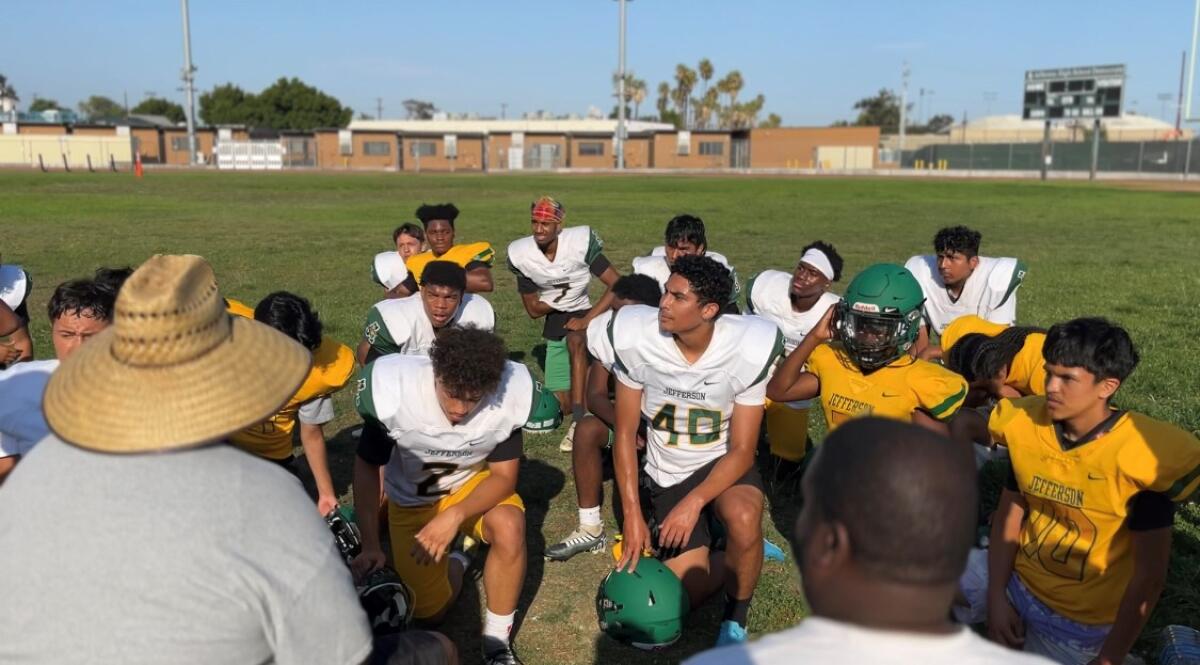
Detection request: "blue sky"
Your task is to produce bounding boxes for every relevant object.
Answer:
[3,1,1197,126]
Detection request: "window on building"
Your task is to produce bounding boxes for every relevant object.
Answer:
[410,141,437,157]
[338,130,353,156]
[578,142,605,156]
[171,137,189,151]
[363,141,391,156]
[699,141,724,156]
[676,131,691,155]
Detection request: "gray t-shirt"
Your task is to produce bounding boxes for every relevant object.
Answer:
[0,436,373,665]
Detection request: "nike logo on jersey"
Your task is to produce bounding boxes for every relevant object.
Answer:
[1088,473,1105,481]
[881,391,904,398]
[702,380,720,385]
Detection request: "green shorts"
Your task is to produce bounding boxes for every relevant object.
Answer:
[544,337,571,393]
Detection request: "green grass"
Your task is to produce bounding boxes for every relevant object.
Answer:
[1,170,1197,663]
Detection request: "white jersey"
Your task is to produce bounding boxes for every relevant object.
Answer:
[371,251,409,291]
[904,255,1026,336]
[586,310,617,370]
[356,355,536,507]
[506,225,604,313]
[0,359,57,458]
[0,264,31,312]
[611,305,783,487]
[745,269,840,409]
[632,251,741,304]
[362,292,495,358]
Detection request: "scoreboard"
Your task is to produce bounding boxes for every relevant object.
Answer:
[1023,64,1125,121]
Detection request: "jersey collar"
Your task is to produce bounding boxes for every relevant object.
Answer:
[1053,409,1125,452]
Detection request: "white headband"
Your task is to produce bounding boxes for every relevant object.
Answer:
[799,248,835,281]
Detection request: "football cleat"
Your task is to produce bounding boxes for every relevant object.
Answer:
[558,420,576,452]
[545,526,606,561]
[483,644,524,665]
[715,620,748,647]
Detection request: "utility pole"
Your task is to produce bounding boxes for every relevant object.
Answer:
[180,0,198,165]
[983,91,997,117]
[1176,50,1187,133]
[376,97,383,120]
[898,61,910,165]
[500,102,507,119]
[615,0,629,170]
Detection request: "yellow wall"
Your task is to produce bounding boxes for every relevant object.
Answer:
[0,135,133,169]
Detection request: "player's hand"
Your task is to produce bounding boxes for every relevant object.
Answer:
[986,598,1024,648]
[564,317,588,332]
[658,495,703,552]
[813,304,837,342]
[316,494,339,518]
[0,342,20,366]
[412,508,463,566]
[351,546,386,582]
[617,515,651,573]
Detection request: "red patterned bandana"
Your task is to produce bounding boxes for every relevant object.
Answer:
[531,196,565,223]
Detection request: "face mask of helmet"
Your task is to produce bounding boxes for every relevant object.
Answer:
[837,305,915,371]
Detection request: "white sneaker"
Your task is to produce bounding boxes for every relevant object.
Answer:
[559,421,576,452]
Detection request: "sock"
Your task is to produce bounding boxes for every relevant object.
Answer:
[482,609,516,652]
[722,593,752,628]
[579,506,602,531]
[571,404,586,421]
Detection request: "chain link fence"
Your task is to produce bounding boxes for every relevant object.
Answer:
[903,140,1199,175]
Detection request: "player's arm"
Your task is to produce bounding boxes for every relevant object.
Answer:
[350,418,391,580]
[0,300,32,366]
[613,378,649,572]
[412,431,521,566]
[766,304,835,402]
[1092,497,1173,665]
[565,260,620,332]
[911,409,951,436]
[357,307,398,366]
[659,402,762,552]
[986,481,1027,648]
[585,360,616,428]
[464,259,494,294]
[296,396,339,516]
[507,258,553,319]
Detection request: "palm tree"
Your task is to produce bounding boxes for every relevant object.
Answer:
[0,74,18,112]
[674,64,697,128]
[694,88,719,129]
[698,59,714,95]
[722,70,744,108]
[630,78,647,120]
[656,82,671,121]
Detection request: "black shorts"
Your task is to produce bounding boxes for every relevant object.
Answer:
[638,457,764,557]
[542,309,589,341]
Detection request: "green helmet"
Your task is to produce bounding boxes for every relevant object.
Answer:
[596,557,688,650]
[523,380,563,433]
[835,263,925,371]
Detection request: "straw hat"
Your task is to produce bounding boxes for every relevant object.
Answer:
[43,255,312,453]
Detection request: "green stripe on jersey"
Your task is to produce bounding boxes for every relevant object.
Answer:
[743,272,761,314]
[362,306,399,356]
[928,384,968,419]
[997,259,1028,307]
[585,228,605,264]
[354,362,379,423]
[1167,462,1200,503]
[751,328,786,386]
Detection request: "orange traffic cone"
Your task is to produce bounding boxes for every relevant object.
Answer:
[134,152,144,178]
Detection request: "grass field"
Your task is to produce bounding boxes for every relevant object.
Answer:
[1,170,1198,664]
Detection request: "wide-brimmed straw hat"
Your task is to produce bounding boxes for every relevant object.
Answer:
[43,254,312,453]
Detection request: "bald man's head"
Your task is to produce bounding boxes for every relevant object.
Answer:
[799,418,978,587]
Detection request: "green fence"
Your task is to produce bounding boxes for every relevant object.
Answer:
[903,140,1199,175]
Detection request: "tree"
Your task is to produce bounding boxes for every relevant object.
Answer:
[28,98,59,113]
[78,95,125,122]
[0,74,17,106]
[199,83,256,125]
[199,79,352,129]
[717,70,744,108]
[848,88,910,133]
[402,99,437,120]
[761,113,783,129]
[629,78,647,120]
[923,113,954,134]
[132,97,186,123]
[656,81,671,121]
[698,58,714,95]
[673,64,697,128]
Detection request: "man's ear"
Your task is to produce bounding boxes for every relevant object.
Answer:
[1098,376,1121,401]
[968,255,980,271]
[808,521,852,570]
[701,300,721,322]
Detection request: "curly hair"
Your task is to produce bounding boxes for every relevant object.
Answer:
[392,222,425,244]
[933,226,982,257]
[611,274,662,307]
[48,279,118,323]
[415,203,460,228]
[801,240,845,282]
[664,214,707,249]
[670,254,733,308]
[254,291,323,351]
[973,326,1046,383]
[431,327,508,398]
[1045,317,1139,383]
[421,260,467,292]
[93,266,134,296]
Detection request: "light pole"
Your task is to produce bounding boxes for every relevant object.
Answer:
[615,0,629,169]
[180,0,198,165]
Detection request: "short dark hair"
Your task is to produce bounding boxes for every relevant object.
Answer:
[93,266,134,295]
[430,327,507,399]
[807,418,977,584]
[611,274,662,307]
[973,326,1046,383]
[933,226,982,257]
[48,279,118,323]
[670,254,733,309]
[664,214,707,249]
[415,203,460,228]
[421,260,467,293]
[254,291,323,351]
[1044,317,1139,383]
[801,240,844,282]
[392,222,425,244]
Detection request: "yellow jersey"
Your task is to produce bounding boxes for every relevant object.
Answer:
[941,315,1046,396]
[806,342,967,430]
[990,396,1200,624]
[230,336,356,460]
[406,242,495,286]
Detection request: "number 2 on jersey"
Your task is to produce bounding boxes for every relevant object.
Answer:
[415,462,459,498]
[650,404,722,446]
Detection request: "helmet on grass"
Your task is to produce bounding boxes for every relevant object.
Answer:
[596,557,688,650]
